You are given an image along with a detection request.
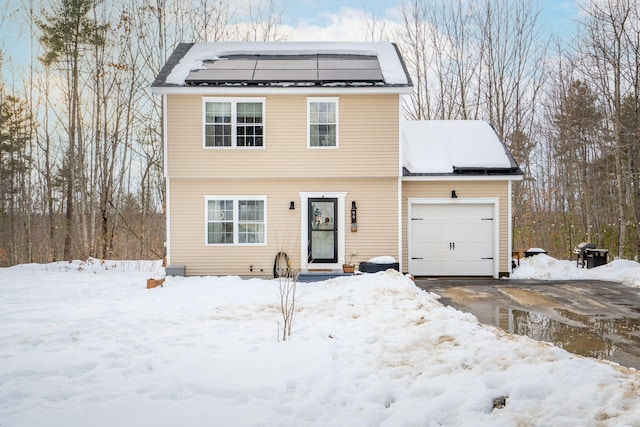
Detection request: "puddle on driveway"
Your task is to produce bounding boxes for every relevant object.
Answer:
[430,285,640,370]
[483,306,640,369]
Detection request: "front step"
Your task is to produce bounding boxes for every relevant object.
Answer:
[297,270,358,282]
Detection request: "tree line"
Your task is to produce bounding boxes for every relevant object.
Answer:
[1,0,639,265]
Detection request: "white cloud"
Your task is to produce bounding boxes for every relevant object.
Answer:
[284,7,403,42]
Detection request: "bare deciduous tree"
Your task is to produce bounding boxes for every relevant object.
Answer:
[577,0,640,258]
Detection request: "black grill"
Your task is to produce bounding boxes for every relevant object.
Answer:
[574,242,608,268]
[574,242,595,267]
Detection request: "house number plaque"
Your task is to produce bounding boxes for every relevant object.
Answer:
[351,207,357,232]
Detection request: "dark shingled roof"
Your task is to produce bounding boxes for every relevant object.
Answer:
[152,42,413,89]
[152,43,194,88]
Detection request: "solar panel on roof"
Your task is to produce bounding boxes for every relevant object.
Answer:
[318,59,380,70]
[203,58,257,69]
[253,69,318,81]
[255,58,317,70]
[319,69,384,82]
[186,53,386,86]
[318,54,372,60]
[259,54,316,61]
[186,69,255,83]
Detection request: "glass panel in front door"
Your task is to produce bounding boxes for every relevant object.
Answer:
[308,198,338,263]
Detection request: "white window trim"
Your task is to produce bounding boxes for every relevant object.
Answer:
[202,97,266,149]
[204,195,267,246]
[307,97,339,149]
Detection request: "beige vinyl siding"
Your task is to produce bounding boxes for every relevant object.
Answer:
[402,180,511,275]
[169,177,399,276]
[166,94,400,179]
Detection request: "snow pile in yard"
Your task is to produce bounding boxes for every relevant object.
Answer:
[512,253,640,287]
[402,120,514,174]
[9,257,164,275]
[1,264,639,426]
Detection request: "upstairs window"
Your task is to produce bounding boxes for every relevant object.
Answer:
[308,97,338,148]
[205,102,232,147]
[204,98,265,148]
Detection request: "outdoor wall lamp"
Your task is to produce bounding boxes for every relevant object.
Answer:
[451,190,458,199]
[289,201,295,210]
[351,201,358,232]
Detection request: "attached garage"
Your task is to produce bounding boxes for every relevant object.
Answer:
[408,201,498,276]
[401,120,523,278]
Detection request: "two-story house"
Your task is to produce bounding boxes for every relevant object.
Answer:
[151,41,522,278]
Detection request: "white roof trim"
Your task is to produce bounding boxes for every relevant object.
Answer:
[403,175,524,182]
[151,85,413,96]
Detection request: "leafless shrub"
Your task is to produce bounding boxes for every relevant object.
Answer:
[277,267,299,341]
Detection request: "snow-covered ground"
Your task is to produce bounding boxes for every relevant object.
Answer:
[511,253,640,288]
[1,257,639,426]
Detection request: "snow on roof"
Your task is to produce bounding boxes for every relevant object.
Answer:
[164,41,409,86]
[402,120,515,174]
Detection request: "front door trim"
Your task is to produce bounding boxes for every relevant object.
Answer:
[308,197,338,263]
[299,192,346,270]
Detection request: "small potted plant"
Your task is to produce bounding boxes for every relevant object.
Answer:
[343,253,356,273]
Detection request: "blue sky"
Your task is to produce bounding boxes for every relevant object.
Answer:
[281,0,399,24]
[280,0,580,40]
[1,0,581,85]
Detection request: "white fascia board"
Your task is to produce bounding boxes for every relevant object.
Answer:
[402,175,524,182]
[151,86,413,96]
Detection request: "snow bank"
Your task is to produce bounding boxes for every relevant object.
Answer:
[1,265,638,426]
[6,257,164,275]
[512,253,640,287]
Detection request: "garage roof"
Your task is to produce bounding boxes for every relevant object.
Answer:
[402,120,523,176]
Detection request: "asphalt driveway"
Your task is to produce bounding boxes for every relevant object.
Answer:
[415,278,640,369]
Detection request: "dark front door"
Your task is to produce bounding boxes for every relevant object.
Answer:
[308,198,338,263]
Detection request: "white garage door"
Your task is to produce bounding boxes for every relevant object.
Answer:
[410,203,494,276]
